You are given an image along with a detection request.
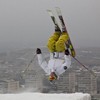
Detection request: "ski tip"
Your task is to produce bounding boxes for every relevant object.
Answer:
[47,9,54,16]
[55,7,61,15]
[55,7,60,10]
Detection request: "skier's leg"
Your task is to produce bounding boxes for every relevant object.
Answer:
[47,32,60,52]
[55,32,69,52]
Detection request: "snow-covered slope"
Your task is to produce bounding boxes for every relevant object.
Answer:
[0,93,91,100]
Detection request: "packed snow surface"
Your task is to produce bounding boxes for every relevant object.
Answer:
[0,92,91,100]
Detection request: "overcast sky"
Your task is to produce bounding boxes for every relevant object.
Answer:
[0,0,100,52]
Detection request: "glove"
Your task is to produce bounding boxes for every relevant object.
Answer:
[36,48,41,54]
[65,49,70,55]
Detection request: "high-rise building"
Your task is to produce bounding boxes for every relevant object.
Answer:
[7,80,19,93]
[76,70,97,94]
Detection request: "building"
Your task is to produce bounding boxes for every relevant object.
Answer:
[7,80,19,93]
[24,70,44,92]
[56,70,76,93]
[96,72,100,94]
[76,70,97,94]
[0,80,8,93]
[0,79,19,93]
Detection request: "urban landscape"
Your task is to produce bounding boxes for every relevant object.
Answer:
[0,47,100,100]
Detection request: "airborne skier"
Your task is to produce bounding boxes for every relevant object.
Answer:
[36,8,96,82]
[36,26,72,82]
[36,8,76,82]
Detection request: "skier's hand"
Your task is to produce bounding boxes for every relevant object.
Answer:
[36,48,42,54]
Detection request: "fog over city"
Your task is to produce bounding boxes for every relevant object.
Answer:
[0,0,100,52]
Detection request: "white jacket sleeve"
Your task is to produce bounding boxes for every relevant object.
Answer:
[62,55,71,69]
[56,55,71,75]
[37,54,50,74]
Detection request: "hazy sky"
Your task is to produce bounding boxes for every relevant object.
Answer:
[0,0,100,52]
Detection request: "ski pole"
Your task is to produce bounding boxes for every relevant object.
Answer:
[22,54,36,74]
[72,56,96,78]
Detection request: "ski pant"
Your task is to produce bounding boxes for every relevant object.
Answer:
[47,32,69,52]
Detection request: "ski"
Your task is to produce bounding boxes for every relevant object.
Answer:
[47,8,96,78]
[47,10,61,32]
[55,7,97,77]
[55,7,76,57]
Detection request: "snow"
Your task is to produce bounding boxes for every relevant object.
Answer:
[0,92,91,100]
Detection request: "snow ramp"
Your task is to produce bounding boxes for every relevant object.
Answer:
[0,92,91,100]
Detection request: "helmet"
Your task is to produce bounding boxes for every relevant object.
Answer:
[48,72,57,81]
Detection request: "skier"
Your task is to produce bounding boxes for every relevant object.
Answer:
[36,26,72,82]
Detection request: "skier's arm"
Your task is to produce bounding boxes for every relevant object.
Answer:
[55,49,71,75]
[63,55,71,69]
[36,48,50,74]
[56,55,71,75]
[63,49,71,68]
